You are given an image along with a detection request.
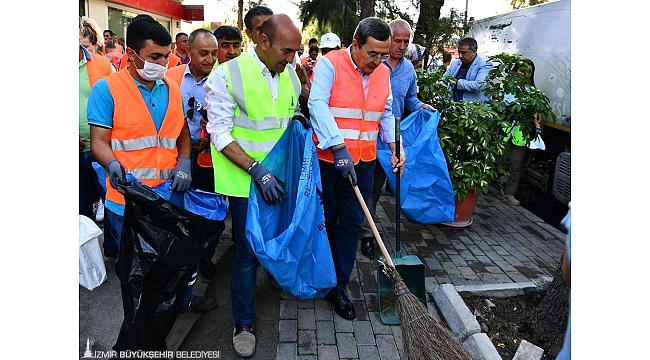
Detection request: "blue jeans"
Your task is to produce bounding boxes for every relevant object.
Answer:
[79,151,105,219]
[105,209,124,255]
[229,196,258,325]
[319,160,375,291]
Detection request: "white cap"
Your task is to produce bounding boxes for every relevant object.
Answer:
[319,33,341,49]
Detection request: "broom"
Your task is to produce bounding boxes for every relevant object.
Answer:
[348,174,471,360]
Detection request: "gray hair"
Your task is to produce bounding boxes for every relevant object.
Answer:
[388,19,412,37]
[353,17,391,47]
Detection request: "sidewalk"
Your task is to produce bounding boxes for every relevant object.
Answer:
[79,185,566,359]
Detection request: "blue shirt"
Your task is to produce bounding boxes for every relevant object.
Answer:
[308,47,395,150]
[86,74,171,215]
[178,64,209,143]
[381,56,424,120]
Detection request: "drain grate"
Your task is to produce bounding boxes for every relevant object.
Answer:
[552,152,571,205]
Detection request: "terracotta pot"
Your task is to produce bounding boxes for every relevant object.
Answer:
[439,187,478,229]
[454,187,478,223]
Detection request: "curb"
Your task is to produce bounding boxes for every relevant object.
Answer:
[431,282,551,360]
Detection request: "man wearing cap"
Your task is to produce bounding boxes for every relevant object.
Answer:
[358,19,435,257]
[319,32,341,56]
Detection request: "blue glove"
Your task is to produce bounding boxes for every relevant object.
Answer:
[107,159,126,193]
[248,161,286,206]
[331,145,357,186]
[171,156,192,191]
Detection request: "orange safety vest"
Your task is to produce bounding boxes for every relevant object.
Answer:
[314,49,390,164]
[168,53,182,68]
[86,51,112,87]
[103,70,185,205]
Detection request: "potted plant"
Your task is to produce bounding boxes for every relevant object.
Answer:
[417,68,510,226]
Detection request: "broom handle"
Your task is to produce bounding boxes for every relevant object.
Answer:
[348,174,395,268]
[395,117,401,253]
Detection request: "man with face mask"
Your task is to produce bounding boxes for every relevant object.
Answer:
[87,14,193,255]
[308,17,405,321]
[204,13,302,358]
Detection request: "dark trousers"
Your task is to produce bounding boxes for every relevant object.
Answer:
[360,159,386,238]
[319,160,375,291]
[190,149,216,261]
[505,143,528,196]
[79,151,105,219]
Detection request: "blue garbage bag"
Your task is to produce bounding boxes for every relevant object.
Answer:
[246,120,336,299]
[377,109,455,224]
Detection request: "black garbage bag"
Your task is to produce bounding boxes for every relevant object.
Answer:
[113,178,226,353]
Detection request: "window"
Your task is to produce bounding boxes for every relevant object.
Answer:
[107,7,171,42]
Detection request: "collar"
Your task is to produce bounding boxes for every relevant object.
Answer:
[184,62,211,84]
[251,49,273,77]
[383,55,405,71]
[346,46,365,76]
[80,45,91,62]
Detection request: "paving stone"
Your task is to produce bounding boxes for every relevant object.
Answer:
[376,334,400,360]
[298,308,316,330]
[368,311,393,335]
[276,342,297,360]
[318,345,340,360]
[346,281,364,301]
[280,299,297,320]
[357,345,380,360]
[298,330,317,355]
[297,355,317,360]
[512,339,545,360]
[352,320,375,346]
[359,275,377,293]
[432,284,481,342]
[278,319,297,343]
[463,333,502,360]
[336,332,359,359]
[351,300,369,321]
[314,300,333,321]
[316,321,336,345]
[297,298,314,309]
[333,313,354,332]
[363,293,380,312]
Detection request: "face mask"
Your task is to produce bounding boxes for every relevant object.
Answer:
[133,52,167,81]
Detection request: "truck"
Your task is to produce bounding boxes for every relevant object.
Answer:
[467,0,571,205]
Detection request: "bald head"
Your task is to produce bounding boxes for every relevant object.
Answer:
[257,14,302,75]
[260,14,301,44]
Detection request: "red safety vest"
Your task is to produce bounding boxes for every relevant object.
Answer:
[103,70,185,205]
[315,49,390,164]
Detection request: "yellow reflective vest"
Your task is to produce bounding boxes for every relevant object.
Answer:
[211,52,301,197]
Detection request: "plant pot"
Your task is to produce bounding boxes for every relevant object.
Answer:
[440,187,478,228]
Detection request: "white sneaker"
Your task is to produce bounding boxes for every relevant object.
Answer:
[233,324,256,357]
[95,199,105,221]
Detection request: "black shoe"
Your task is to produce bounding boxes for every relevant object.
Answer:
[325,290,356,320]
[104,251,118,259]
[361,237,375,256]
[199,258,216,279]
[181,296,218,313]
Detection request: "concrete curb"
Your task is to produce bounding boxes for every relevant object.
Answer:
[431,282,550,360]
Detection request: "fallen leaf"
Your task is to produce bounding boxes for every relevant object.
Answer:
[497,343,505,348]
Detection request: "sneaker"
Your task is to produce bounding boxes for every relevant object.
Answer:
[181,296,219,313]
[95,199,105,222]
[503,194,520,206]
[233,324,256,357]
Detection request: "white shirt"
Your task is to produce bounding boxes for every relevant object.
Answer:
[204,50,299,151]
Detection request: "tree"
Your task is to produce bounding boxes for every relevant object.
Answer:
[299,0,359,45]
[412,0,466,70]
[510,0,550,10]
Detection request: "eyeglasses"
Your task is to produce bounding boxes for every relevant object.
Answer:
[359,45,390,62]
[186,97,207,120]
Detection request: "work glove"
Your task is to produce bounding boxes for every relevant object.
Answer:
[292,113,312,129]
[248,161,286,206]
[331,145,357,186]
[107,159,126,194]
[171,156,192,191]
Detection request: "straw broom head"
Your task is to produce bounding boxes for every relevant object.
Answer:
[383,266,472,360]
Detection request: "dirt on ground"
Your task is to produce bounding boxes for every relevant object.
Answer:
[462,295,550,359]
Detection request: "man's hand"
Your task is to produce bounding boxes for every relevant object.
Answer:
[420,103,436,112]
[107,159,126,193]
[192,137,210,153]
[171,156,192,191]
[79,136,86,152]
[248,161,286,205]
[331,145,357,185]
[388,142,406,176]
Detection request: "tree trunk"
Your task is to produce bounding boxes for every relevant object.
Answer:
[360,0,376,19]
[237,0,244,30]
[413,0,444,69]
[520,264,570,358]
